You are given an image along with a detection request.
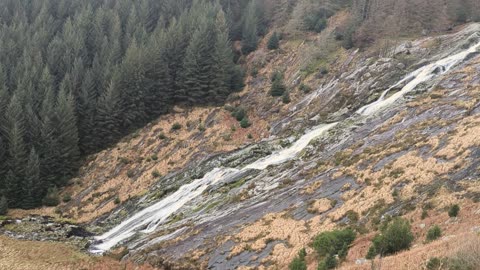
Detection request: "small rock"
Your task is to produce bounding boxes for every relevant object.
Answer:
[355,258,368,265]
[419,224,426,229]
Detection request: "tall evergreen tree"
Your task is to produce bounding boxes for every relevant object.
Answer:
[55,80,80,184]
[22,148,41,209]
[242,0,258,54]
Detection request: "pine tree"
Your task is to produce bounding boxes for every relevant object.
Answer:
[0,195,7,215]
[55,81,80,184]
[242,0,258,54]
[267,32,280,50]
[211,9,235,101]
[95,79,122,148]
[22,148,41,209]
[179,16,215,103]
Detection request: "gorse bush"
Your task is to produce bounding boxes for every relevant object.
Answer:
[289,248,307,270]
[313,228,356,257]
[366,218,414,259]
[448,204,460,217]
[426,225,442,242]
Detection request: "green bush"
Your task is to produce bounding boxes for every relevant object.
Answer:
[313,228,356,258]
[299,83,312,93]
[62,194,72,203]
[232,107,246,121]
[42,187,60,207]
[426,257,442,270]
[366,218,414,258]
[282,91,291,104]
[268,32,280,50]
[448,204,460,217]
[271,76,286,97]
[240,117,251,128]
[171,122,182,131]
[304,8,333,33]
[317,254,337,270]
[426,225,442,242]
[289,248,307,270]
[0,196,8,215]
[151,170,161,178]
[114,196,121,205]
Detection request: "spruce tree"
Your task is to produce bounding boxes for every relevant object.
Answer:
[242,0,258,54]
[268,32,280,50]
[0,195,7,215]
[55,81,80,184]
[211,9,235,101]
[22,148,41,209]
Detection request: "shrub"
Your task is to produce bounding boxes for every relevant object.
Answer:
[0,196,7,215]
[318,254,337,270]
[240,117,251,128]
[62,194,72,203]
[247,133,253,139]
[171,122,182,131]
[426,257,442,270]
[151,154,158,161]
[151,170,161,178]
[114,197,121,205]
[448,204,460,217]
[271,77,286,97]
[366,218,414,258]
[426,225,442,242]
[271,71,283,82]
[232,107,246,121]
[289,248,307,270]
[299,83,312,93]
[43,187,60,207]
[267,32,280,50]
[304,8,332,33]
[282,91,291,104]
[313,228,356,258]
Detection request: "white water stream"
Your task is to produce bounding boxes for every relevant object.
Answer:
[92,39,480,253]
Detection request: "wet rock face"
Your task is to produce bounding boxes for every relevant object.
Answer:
[0,216,92,249]
[90,24,480,269]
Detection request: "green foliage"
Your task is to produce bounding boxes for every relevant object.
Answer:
[366,218,414,258]
[114,197,121,205]
[304,8,333,33]
[426,257,442,270]
[42,187,60,207]
[317,254,337,270]
[289,248,307,270]
[62,194,72,203]
[240,117,251,128]
[232,107,247,121]
[299,83,312,93]
[0,0,254,209]
[313,228,356,258]
[268,32,280,50]
[448,204,460,217]
[282,91,291,104]
[0,196,8,215]
[271,72,287,97]
[171,123,182,131]
[426,225,442,242]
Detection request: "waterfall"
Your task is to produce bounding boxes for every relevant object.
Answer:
[91,38,480,254]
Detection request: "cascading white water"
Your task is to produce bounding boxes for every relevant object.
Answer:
[91,38,480,254]
[357,40,480,116]
[91,123,337,253]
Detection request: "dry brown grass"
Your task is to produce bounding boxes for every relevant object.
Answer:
[0,236,158,270]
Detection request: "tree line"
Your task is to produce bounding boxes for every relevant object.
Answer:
[0,0,267,210]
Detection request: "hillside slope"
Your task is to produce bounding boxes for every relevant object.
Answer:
[2,2,480,270]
